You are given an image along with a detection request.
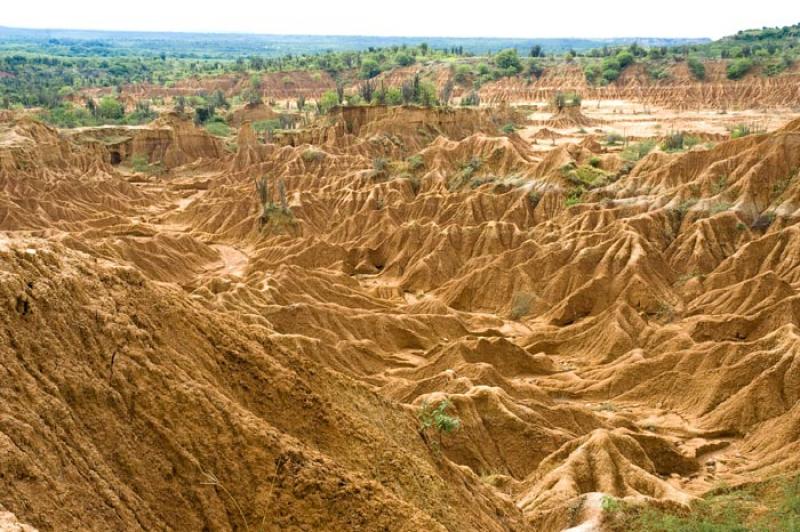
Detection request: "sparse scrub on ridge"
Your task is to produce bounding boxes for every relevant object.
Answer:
[500,123,516,134]
[369,157,390,180]
[527,190,542,209]
[448,156,483,191]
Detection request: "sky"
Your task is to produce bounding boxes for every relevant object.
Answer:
[3,1,800,39]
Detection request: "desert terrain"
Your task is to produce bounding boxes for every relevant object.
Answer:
[2,25,800,532]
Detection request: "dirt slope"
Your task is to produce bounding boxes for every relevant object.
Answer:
[2,108,800,530]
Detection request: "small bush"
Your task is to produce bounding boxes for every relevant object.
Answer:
[605,132,625,146]
[501,123,516,135]
[418,399,461,451]
[130,155,149,173]
[621,140,656,161]
[205,120,231,137]
[727,58,754,80]
[729,123,765,139]
[301,149,325,163]
[661,131,700,152]
[565,187,584,206]
[510,292,535,320]
[688,57,706,80]
[407,154,424,171]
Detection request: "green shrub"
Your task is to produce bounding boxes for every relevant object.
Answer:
[621,140,656,161]
[727,58,754,80]
[494,49,522,74]
[510,292,535,320]
[253,119,282,134]
[98,96,124,120]
[407,154,424,171]
[605,132,625,145]
[205,120,231,137]
[730,123,765,139]
[301,149,325,163]
[661,131,699,151]
[616,51,635,68]
[418,399,461,450]
[688,57,706,80]
[130,155,149,173]
[316,90,340,114]
[565,188,584,206]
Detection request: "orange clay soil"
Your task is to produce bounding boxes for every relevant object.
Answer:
[2,105,800,531]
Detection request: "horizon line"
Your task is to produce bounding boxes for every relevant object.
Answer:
[0,25,714,43]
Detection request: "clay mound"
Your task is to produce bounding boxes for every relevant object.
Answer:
[540,106,603,128]
[518,429,695,530]
[228,102,278,127]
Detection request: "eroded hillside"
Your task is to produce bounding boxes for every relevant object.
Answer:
[2,103,800,530]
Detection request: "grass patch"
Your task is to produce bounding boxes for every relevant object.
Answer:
[621,140,657,162]
[204,120,231,137]
[607,475,800,532]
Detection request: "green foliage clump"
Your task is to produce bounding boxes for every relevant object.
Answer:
[301,149,325,163]
[494,48,523,75]
[687,57,706,80]
[252,119,282,134]
[604,132,625,146]
[727,58,754,80]
[661,131,700,152]
[606,475,800,532]
[316,90,340,114]
[98,97,125,120]
[552,91,582,111]
[204,118,231,137]
[621,140,656,161]
[130,154,164,175]
[510,292,534,320]
[501,123,516,135]
[406,154,424,171]
[418,398,461,447]
[729,123,765,139]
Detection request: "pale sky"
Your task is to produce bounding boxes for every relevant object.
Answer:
[3,0,800,39]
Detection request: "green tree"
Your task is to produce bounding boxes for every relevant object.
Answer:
[494,48,522,74]
[360,58,381,79]
[317,90,340,114]
[727,58,754,80]
[97,97,124,120]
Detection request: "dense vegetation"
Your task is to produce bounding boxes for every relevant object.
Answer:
[1,22,798,128]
